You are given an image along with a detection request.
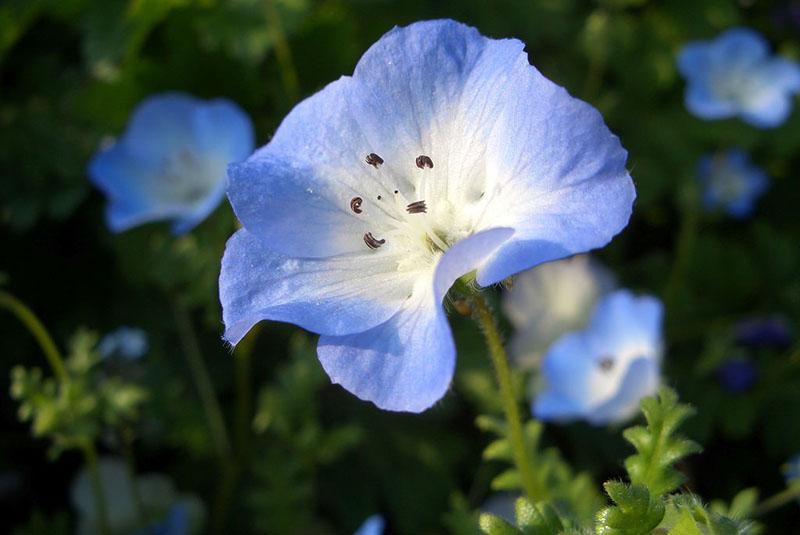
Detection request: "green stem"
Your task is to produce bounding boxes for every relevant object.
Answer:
[265,0,300,102]
[664,181,700,311]
[0,291,68,382]
[471,293,544,502]
[753,484,800,517]
[172,299,232,463]
[82,441,111,535]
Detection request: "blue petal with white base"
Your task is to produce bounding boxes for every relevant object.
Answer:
[89,92,254,234]
[221,19,635,412]
[353,515,384,535]
[533,290,664,425]
[677,27,800,128]
[697,149,769,219]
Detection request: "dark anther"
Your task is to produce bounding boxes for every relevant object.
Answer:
[366,153,384,168]
[377,195,382,200]
[598,356,614,372]
[350,197,363,214]
[415,155,434,169]
[363,232,386,250]
[406,200,427,214]
[394,190,399,194]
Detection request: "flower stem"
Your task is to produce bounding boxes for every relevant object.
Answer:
[172,299,232,463]
[664,180,700,311]
[753,484,800,517]
[471,292,544,502]
[81,440,111,535]
[266,0,300,102]
[0,290,68,383]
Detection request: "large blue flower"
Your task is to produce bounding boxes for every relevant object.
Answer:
[220,20,635,412]
[697,149,769,218]
[89,92,254,234]
[533,290,663,425]
[677,27,800,128]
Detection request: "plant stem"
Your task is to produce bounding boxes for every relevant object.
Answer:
[471,292,543,502]
[172,299,232,463]
[265,0,300,102]
[753,484,800,517]
[664,180,700,311]
[0,290,68,382]
[81,440,111,535]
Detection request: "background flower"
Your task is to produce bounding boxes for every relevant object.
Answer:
[89,92,254,234]
[533,290,664,425]
[97,326,148,360]
[353,514,384,535]
[678,27,800,128]
[697,149,769,218]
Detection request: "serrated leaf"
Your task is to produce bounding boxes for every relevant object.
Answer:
[479,513,522,535]
[596,482,665,535]
[667,510,702,535]
[515,498,563,534]
[484,438,513,461]
[492,469,522,491]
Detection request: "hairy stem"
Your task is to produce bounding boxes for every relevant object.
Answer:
[471,292,544,502]
[266,0,300,102]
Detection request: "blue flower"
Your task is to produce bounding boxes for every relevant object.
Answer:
[220,20,635,412]
[697,149,769,218]
[735,316,793,348]
[533,290,664,425]
[784,454,800,484]
[677,27,800,128]
[98,326,149,360]
[717,358,758,393]
[89,92,254,234]
[354,515,384,535]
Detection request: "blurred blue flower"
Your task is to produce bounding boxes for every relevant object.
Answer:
[697,149,768,218]
[354,514,384,535]
[784,454,800,484]
[678,27,800,128]
[735,316,793,348]
[219,19,635,413]
[503,255,615,369]
[717,358,758,393]
[533,290,664,425]
[89,92,254,234]
[98,326,149,360]
[143,503,188,535]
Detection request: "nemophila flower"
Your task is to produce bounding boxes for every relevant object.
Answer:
[89,92,254,234]
[677,27,800,128]
[735,316,792,348]
[354,515,384,535]
[533,290,664,425]
[71,457,205,535]
[717,357,758,393]
[220,19,635,412]
[502,255,614,368]
[98,326,149,360]
[697,149,768,218]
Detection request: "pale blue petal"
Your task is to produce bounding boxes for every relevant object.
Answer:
[219,229,415,344]
[533,332,593,422]
[317,228,512,413]
[587,357,659,425]
[740,92,795,128]
[585,290,663,352]
[677,42,710,79]
[685,83,737,120]
[354,515,384,535]
[712,27,769,66]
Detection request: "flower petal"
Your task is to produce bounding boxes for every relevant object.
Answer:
[219,229,416,344]
[588,357,659,425]
[317,227,512,412]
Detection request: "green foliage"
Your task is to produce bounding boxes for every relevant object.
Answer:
[9,329,147,456]
[480,497,570,535]
[659,494,758,535]
[622,388,702,497]
[595,482,665,535]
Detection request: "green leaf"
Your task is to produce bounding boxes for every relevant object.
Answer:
[667,510,702,535]
[595,482,665,535]
[515,498,564,534]
[479,513,522,535]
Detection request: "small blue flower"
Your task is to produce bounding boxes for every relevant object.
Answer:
[89,92,254,234]
[717,358,758,393]
[354,515,384,535]
[98,326,149,359]
[220,20,635,412]
[697,149,769,218]
[735,316,793,348]
[785,455,800,484]
[533,290,664,425]
[677,27,800,128]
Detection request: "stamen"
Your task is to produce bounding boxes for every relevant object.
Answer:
[415,155,434,169]
[350,197,363,214]
[363,232,386,250]
[365,153,384,168]
[597,356,614,372]
[406,200,427,214]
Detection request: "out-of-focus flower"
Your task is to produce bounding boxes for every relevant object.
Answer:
[735,316,793,348]
[353,514,384,535]
[502,255,615,368]
[533,290,664,425]
[219,19,635,413]
[677,27,800,128]
[697,149,768,218]
[89,92,254,234]
[783,454,800,484]
[71,457,205,535]
[717,357,758,393]
[98,327,149,360]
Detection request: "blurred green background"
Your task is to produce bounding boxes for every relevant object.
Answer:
[1,0,799,533]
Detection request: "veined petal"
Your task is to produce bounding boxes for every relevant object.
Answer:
[317,228,512,413]
[219,229,415,344]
